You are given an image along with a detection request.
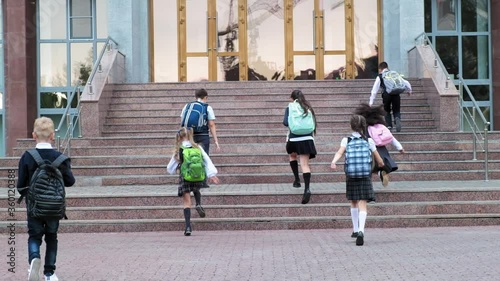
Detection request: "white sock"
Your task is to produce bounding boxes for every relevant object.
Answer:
[350,208,359,232]
[359,211,367,232]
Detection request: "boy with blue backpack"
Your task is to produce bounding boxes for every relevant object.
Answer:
[330,115,384,246]
[167,127,220,236]
[17,117,75,281]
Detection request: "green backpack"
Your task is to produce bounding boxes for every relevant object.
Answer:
[288,100,315,135]
[180,146,206,182]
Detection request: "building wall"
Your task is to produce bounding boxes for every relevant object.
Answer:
[492,0,500,130]
[382,0,424,75]
[107,0,150,83]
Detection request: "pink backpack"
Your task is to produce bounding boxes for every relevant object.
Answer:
[368,124,394,146]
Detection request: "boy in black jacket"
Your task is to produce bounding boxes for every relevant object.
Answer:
[17,117,75,281]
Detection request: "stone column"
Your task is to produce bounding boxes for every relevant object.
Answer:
[492,1,500,130]
[3,0,37,156]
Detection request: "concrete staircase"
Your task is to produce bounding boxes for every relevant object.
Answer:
[1,79,499,232]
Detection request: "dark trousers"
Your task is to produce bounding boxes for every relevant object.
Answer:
[27,216,59,275]
[193,134,210,155]
[382,93,401,127]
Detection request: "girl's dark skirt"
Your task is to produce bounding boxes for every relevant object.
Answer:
[374,146,398,173]
[286,140,317,159]
[346,177,376,202]
[177,175,209,197]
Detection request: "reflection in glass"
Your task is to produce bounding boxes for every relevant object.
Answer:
[324,55,346,79]
[186,0,208,53]
[424,0,432,32]
[437,0,456,30]
[187,57,208,82]
[153,0,178,82]
[40,92,68,109]
[71,43,93,86]
[436,36,458,77]
[462,0,488,32]
[71,18,92,38]
[464,85,489,102]
[461,106,490,131]
[353,0,378,79]
[218,56,239,81]
[294,56,315,80]
[71,0,92,17]
[40,44,68,87]
[293,0,313,51]
[96,0,108,38]
[462,36,489,80]
[39,0,67,39]
[247,0,285,80]
[217,0,240,81]
[324,0,345,51]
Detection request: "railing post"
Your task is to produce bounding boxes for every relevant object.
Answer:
[484,123,489,181]
[66,113,72,157]
[472,107,477,160]
[55,133,60,152]
[77,86,82,138]
[459,79,463,131]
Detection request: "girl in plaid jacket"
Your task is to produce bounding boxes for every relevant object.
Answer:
[330,115,384,246]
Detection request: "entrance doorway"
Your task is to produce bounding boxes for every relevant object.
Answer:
[153,0,381,82]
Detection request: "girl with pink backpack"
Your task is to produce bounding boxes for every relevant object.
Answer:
[355,104,405,186]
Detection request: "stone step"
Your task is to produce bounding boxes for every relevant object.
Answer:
[2,200,498,221]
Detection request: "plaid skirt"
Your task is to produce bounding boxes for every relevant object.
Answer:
[177,175,209,197]
[345,176,376,202]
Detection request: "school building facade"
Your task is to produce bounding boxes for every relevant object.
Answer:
[1,0,499,156]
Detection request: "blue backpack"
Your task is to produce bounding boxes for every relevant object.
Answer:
[344,137,372,178]
[181,102,209,133]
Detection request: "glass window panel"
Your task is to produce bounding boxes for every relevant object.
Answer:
[435,36,458,77]
[293,55,315,80]
[40,43,68,87]
[96,0,108,38]
[324,0,346,50]
[71,18,92,38]
[40,92,69,108]
[462,0,488,32]
[293,0,314,51]
[425,0,432,33]
[154,0,178,82]
[247,0,285,81]
[71,0,92,17]
[0,43,4,88]
[71,43,93,86]
[461,106,490,131]
[354,0,378,79]
[0,92,3,110]
[324,55,347,79]
[0,115,4,157]
[463,85,489,102]
[217,0,239,52]
[437,0,456,31]
[462,36,489,79]
[218,56,239,81]
[186,0,208,53]
[187,57,208,82]
[39,0,67,39]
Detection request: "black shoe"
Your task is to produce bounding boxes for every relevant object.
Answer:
[351,232,358,238]
[184,226,192,236]
[356,231,364,246]
[301,189,311,204]
[293,180,301,188]
[395,117,401,132]
[195,205,206,218]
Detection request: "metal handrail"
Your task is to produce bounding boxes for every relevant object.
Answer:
[414,32,490,181]
[86,36,118,95]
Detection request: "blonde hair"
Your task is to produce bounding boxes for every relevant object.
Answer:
[173,127,201,161]
[33,117,55,140]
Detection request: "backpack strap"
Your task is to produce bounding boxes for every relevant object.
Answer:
[26,149,45,166]
[378,73,387,93]
[52,154,69,168]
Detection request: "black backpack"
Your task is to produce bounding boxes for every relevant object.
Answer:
[21,149,69,219]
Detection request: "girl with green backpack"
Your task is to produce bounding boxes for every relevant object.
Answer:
[167,127,220,236]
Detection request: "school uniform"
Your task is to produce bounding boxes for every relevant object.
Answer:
[340,132,377,202]
[283,107,317,159]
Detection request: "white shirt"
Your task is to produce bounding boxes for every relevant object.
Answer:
[340,132,377,152]
[369,69,412,106]
[166,140,218,178]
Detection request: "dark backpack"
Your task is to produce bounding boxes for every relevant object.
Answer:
[180,146,206,182]
[23,149,69,219]
[344,137,372,178]
[181,102,209,133]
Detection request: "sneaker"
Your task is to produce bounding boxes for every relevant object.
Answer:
[301,189,311,204]
[195,205,206,218]
[28,258,41,281]
[45,273,59,281]
[184,226,192,236]
[356,231,364,246]
[395,117,401,132]
[293,180,301,188]
[351,232,358,238]
[380,171,389,187]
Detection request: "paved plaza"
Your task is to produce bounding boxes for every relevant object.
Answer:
[1,225,499,281]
